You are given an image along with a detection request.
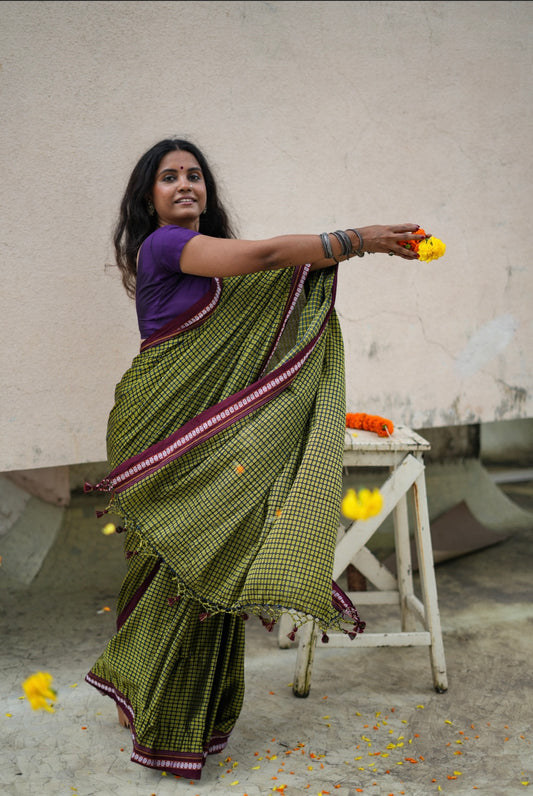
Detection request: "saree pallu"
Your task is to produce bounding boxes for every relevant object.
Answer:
[85,263,364,779]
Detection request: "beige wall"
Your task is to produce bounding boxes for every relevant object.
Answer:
[1,0,532,471]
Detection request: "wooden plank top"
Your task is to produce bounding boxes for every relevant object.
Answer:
[344,424,431,453]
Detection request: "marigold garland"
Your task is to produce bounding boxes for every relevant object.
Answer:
[346,412,394,437]
[399,227,446,261]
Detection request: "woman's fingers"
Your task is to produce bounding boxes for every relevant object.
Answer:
[356,224,429,256]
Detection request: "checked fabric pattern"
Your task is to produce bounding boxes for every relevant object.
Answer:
[87,264,354,777]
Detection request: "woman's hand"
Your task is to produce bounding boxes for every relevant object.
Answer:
[356,224,428,258]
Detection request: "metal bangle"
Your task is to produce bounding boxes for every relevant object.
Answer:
[327,234,340,263]
[347,228,365,257]
[333,230,353,258]
[341,230,354,256]
[320,232,334,260]
[331,231,346,260]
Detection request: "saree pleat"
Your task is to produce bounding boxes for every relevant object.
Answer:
[86,264,364,778]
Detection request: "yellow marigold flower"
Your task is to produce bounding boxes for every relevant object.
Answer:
[341,488,383,521]
[22,672,57,713]
[418,236,446,261]
[101,523,116,535]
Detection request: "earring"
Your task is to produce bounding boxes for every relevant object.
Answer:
[202,206,207,215]
[147,199,155,216]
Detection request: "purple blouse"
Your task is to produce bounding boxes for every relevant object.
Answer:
[136,225,212,338]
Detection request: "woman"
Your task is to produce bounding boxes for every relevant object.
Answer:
[85,137,424,780]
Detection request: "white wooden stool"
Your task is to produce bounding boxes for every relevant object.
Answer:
[278,424,448,697]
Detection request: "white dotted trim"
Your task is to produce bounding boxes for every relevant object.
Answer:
[261,264,310,376]
[177,279,222,333]
[131,752,204,770]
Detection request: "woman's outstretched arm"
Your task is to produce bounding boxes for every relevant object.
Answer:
[179,224,425,278]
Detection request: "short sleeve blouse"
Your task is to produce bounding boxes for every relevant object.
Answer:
[135,225,211,338]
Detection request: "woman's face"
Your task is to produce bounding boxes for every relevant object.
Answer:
[150,149,207,230]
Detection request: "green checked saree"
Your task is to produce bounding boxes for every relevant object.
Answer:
[85,263,364,779]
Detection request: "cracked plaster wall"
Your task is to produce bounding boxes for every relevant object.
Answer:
[1,1,532,471]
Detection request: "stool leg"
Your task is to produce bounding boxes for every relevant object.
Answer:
[412,470,448,692]
[393,493,417,632]
[293,620,320,697]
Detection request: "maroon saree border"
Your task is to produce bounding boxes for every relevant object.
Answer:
[84,672,230,778]
[116,559,162,631]
[104,349,311,492]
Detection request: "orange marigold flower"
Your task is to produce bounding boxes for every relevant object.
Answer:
[399,227,426,252]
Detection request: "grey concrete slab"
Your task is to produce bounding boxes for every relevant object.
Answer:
[0,476,64,588]
[0,476,32,537]
[1,475,532,796]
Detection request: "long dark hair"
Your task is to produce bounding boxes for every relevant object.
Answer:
[113,138,237,297]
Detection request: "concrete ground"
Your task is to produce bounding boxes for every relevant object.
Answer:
[1,465,532,796]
